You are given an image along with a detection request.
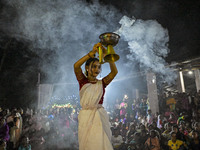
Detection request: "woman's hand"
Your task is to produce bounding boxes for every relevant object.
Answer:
[92,43,102,53]
[87,43,101,58]
[92,43,107,57]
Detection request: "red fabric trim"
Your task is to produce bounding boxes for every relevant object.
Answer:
[76,72,105,104]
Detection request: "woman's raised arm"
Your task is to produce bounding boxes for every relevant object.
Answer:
[73,52,93,73]
[73,43,101,73]
[103,61,118,86]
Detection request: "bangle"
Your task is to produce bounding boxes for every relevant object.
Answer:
[88,51,94,58]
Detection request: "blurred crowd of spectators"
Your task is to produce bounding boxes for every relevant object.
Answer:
[110,91,200,150]
[0,107,78,150]
[0,90,200,150]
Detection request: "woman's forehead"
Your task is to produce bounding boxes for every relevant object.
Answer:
[90,61,101,66]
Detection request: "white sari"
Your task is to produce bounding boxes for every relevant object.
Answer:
[78,80,113,150]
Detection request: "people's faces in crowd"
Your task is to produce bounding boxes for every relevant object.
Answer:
[11,111,17,117]
[113,129,120,137]
[191,131,199,139]
[147,110,151,115]
[18,108,23,115]
[171,132,177,142]
[167,91,172,97]
[184,121,189,127]
[122,124,126,129]
[169,114,173,120]
[141,130,147,137]
[179,121,186,129]
[172,126,178,133]
[164,123,172,131]
[155,112,159,118]
[0,140,6,150]
[2,109,9,116]
[163,93,167,98]
[118,122,122,129]
[21,137,30,147]
[148,124,153,131]
[130,124,135,131]
[0,118,5,127]
[140,124,145,131]
[158,114,163,120]
[150,130,156,138]
[194,122,200,131]
[133,132,140,142]
[186,127,192,133]
[152,122,157,128]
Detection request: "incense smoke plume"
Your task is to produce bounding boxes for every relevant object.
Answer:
[116,15,177,84]
[0,0,122,148]
[0,0,123,95]
[0,0,177,107]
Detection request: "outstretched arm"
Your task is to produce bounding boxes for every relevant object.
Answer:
[103,61,118,86]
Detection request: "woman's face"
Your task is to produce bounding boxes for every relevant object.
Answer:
[88,61,101,78]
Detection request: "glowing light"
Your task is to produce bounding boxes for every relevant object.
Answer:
[124,94,128,99]
[51,103,76,114]
[52,103,73,108]
[188,71,193,75]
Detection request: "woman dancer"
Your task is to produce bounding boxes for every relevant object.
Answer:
[74,43,118,150]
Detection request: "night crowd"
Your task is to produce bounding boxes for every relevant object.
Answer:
[0,91,200,150]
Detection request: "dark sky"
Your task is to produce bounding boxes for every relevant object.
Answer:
[0,0,199,108]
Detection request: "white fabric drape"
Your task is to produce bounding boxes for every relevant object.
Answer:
[78,80,113,150]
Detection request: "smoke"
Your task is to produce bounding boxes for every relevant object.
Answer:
[0,0,178,105]
[0,0,179,106]
[0,0,123,148]
[0,0,124,96]
[0,0,179,147]
[116,15,177,84]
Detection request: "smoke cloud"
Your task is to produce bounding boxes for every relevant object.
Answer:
[0,1,123,147]
[0,0,124,95]
[0,0,179,105]
[0,0,178,147]
[116,15,177,84]
[0,0,178,106]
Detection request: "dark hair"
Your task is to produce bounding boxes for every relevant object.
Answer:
[85,58,99,76]
[19,135,29,145]
[171,131,177,136]
[172,124,178,128]
[0,140,4,145]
